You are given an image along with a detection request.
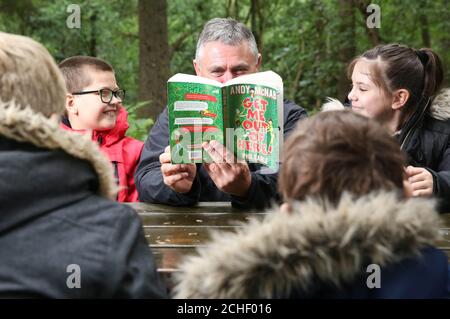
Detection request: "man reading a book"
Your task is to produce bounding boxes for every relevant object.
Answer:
[135,17,308,208]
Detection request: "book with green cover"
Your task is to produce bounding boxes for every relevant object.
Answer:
[167,70,283,171]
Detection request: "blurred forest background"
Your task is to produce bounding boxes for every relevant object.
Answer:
[1,0,449,140]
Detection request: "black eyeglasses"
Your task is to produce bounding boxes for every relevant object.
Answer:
[71,88,126,104]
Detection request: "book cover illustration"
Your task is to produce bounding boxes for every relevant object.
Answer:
[167,71,282,170]
[225,83,279,170]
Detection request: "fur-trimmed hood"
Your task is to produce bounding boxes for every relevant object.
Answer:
[322,88,450,121]
[0,100,117,199]
[173,192,442,298]
[429,88,450,121]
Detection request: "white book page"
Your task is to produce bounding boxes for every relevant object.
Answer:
[224,71,283,91]
[167,73,223,87]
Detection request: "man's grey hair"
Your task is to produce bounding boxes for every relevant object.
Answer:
[195,17,259,62]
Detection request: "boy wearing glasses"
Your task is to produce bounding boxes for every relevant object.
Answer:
[59,56,143,202]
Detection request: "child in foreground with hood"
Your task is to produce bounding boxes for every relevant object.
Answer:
[173,110,449,299]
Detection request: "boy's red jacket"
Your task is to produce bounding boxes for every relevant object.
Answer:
[60,106,144,202]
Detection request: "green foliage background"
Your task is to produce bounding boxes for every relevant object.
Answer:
[0,0,448,139]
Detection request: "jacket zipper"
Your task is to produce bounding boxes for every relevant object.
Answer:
[97,134,103,145]
[400,97,431,150]
[112,161,119,201]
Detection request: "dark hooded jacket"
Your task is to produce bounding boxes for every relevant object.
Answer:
[398,89,450,213]
[173,192,449,299]
[0,102,167,298]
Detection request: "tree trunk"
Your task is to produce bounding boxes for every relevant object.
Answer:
[418,1,431,47]
[250,0,258,46]
[89,12,97,57]
[313,2,327,108]
[225,0,240,19]
[356,0,381,46]
[336,0,356,101]
[439,0,450,86]
[419,14,431,47]
[138,0,170,119]
[250,0,264,54]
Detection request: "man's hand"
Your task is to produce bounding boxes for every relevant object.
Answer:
[405,166,433,197]
[160,146,197,193]
[203,140,251,197]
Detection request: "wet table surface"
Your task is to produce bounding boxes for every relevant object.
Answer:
[127,202,450,276]
[128,202,267,276]
[438,213,450,258]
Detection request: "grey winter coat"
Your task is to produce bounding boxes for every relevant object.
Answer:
[0,102,167,298]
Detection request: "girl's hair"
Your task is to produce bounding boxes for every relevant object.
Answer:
[279,110,406,206]
[348,43,444,113]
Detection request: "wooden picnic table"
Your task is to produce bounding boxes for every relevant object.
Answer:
[438,213,450,259]
[128,202,450,275]
[129,202,267,275]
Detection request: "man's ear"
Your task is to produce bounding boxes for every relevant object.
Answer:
[255,53,262,71]
[66,93,78,115]
[391,89,409,111]
[193,59,201,76]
